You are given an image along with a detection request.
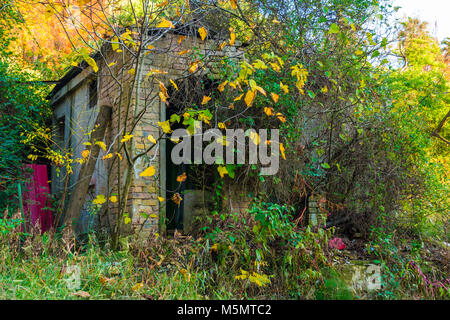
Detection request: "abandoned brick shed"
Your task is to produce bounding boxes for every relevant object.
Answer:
[48,27,252,237]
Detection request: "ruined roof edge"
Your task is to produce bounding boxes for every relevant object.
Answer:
[48,24,242,100]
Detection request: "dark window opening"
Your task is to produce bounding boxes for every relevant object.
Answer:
[57,116,65,146]
[88,79,97,109]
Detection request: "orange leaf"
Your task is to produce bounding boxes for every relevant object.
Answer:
[276,113,287,123]
[201,96,212,105]
[264,107,274,116]
[229,28,236,46]
[270,93,279,103]
[177,172,187,182]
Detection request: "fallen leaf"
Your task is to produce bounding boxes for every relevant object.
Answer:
[73,290,90,298]
[131,282,144,291]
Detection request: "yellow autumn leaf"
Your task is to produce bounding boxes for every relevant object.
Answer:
[102,153,113,160]
[147,134,157,144]
[276,113,287,123]
[217,136,230,146]
[269,62,281,72]
[156,0,168,7]
[140,166,156,177]
[244,90,256,107]
[109,196,117,203]
[178,49,191,56]
[146,69,168,78]
[116,153,123,160]
[254,85,266,96]
[249,131,260,145]
[85,57,98,73]
[108,62,116,67]
[321,86,328,94]
[159,81,169,101]
[234,93,244,101]
[217,165,228,178]
[159,92,168,104]
[264,107,274,116]
[158,197,165,202]
[218,41,227,50]
[92,194,106,205]
[170,79,179,91]
[95,141,107,151]
[120,133,133,143]
[218,122,226,129]
[218,81,228,92]
[81,149,90,159]
[229,28,236,45]
[198,27,207,41]
[157,18,175,28]
[270,93,279,103]
[158,120,172,133]
[201,96,212,105]
[230,0,237,10]
[280,143,286,160]
[189,61,200,73]
[131,282,144,291]
[111,36,119,51]
[280,82,289,94]
[124,216,131,224]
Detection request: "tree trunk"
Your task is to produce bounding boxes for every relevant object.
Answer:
[64,105,112,232]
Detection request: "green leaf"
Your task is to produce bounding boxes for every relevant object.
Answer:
[371,50,380,58]
[321,162,331,169]
[170,114,180,123]
[329,23,340,34]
